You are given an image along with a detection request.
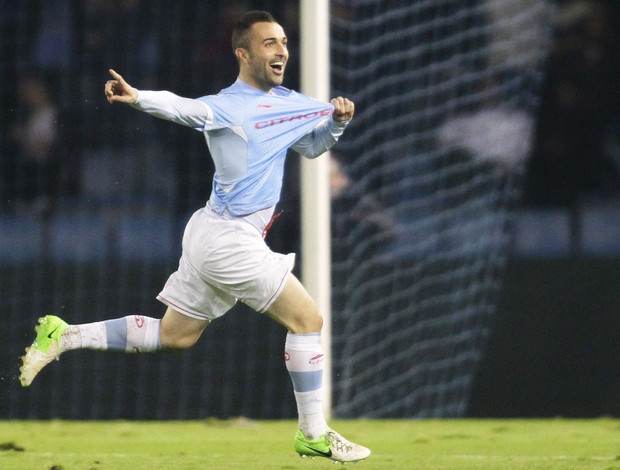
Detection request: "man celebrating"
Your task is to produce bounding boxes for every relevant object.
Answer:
[20,10,370,463]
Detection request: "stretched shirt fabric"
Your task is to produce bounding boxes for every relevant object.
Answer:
[133,79,348,216]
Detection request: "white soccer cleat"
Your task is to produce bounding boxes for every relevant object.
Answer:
[19,315,68,387]
[294,428,371,463]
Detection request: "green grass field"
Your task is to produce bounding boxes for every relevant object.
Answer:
[1,419,618,469]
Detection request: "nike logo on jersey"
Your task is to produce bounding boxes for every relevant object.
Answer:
[257,104,272,108]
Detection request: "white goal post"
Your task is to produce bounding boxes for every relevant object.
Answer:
[299,0,333,419]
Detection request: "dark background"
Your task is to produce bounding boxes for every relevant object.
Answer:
[1,0,619,418]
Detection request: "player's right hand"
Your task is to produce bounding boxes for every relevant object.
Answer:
[105,69,138,104]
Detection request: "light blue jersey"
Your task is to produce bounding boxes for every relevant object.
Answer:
[134,79,347,215]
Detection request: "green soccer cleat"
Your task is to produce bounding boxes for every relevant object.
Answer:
[294,428,371,463]
[19,315,69,387]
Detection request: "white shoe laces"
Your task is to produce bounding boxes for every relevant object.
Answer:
[326,431,354,453]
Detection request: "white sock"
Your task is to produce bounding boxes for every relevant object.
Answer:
[61,315,161,352]
[285,333,329,440]
[294,389,328,440]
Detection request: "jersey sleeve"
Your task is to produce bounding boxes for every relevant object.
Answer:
[131,90,214,131]
[290,117,349,159]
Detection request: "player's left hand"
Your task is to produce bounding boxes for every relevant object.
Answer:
[331,97,355,122]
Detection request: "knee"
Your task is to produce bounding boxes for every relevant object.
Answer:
[159,307,209,351]
[289,310,323,334]
[266,274,325,333]
[309,312,324,332]
[159,328,199,351]
[161,336,197,352]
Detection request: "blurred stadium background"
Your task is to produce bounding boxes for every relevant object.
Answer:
[1,0,619,420]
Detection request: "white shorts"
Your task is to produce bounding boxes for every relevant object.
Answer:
[157,206,295,321]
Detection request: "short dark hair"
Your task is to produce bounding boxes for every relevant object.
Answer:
[232,10,277,51]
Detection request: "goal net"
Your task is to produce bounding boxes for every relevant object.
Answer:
[328,0,554,417]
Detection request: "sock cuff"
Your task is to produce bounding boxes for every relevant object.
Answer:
[285,333,321,350]
[127,315,161,352]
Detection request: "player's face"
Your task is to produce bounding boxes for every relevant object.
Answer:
[243,22,288,91]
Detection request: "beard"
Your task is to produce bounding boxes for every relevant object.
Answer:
[247,57,285,90]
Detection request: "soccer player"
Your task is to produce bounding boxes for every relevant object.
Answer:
[19,10,370,463]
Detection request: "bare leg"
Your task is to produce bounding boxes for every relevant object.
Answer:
[265,274,323,334]
[159,306,210,350]
[20,307,210,387]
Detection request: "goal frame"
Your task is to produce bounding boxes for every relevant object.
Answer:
[299,0,332,419]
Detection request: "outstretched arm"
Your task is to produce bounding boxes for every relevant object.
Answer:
[104,69,212,130]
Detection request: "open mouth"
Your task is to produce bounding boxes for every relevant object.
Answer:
[270,61,284,73]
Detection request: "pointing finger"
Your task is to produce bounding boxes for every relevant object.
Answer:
[108,69,122,81]
[108,69,129,89]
